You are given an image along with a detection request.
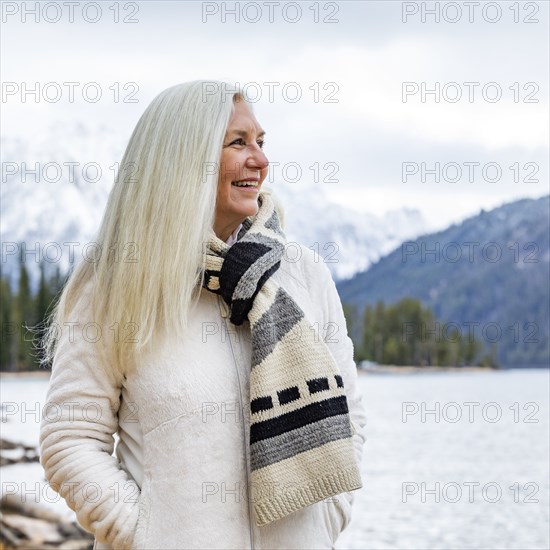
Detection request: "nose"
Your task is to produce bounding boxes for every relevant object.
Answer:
[246,144,269,171]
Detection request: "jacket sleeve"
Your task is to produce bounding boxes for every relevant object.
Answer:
[39,284,141,549]
[302,247,367,532]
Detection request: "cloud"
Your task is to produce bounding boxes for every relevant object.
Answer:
[1,1,547,229]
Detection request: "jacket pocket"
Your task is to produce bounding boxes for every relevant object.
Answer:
[132,472,152,550]
[322,492,353,545]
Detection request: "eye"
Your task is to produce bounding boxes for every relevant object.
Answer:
[226,138,266,149]
[228,138,245,147]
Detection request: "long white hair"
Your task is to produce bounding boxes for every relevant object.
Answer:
[42,80,269,375]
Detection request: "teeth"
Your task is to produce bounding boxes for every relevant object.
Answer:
[232,181,258,187]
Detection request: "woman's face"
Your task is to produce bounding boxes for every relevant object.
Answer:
[214,98,269,241]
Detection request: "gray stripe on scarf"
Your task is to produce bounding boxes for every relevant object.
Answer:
[250,414,353,471]
[252,287,304,368]
[232,234,286,302]
[264,209,284,235]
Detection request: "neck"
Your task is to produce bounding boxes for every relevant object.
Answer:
[214,220,241,242]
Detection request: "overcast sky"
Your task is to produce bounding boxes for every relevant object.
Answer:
[2,0,548,230]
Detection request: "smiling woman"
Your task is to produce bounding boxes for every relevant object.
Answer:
[215,98,269,241]
[38,80,367,550]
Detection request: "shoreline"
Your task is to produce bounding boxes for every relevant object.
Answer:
[1,370,51,379]
[1,366,546,378]
[357,365,502,374]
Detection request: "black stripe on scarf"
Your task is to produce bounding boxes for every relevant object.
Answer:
[219,241,281,326]
[250,395,350,444]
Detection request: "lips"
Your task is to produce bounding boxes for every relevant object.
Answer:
[231,179,259,188]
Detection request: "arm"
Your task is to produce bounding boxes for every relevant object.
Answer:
[39,284,141,549]
[320,259,367,475]
[303,248,367,531]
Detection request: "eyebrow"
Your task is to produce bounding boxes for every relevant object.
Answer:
[228,129,266,138]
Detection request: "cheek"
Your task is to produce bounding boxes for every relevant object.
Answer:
[219,152,229,181]
[218,156,233,195]
[220,151,243,183]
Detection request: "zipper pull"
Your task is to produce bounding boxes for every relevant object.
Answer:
[218,296,230,319]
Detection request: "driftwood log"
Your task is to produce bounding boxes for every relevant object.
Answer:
[1,438,94,550]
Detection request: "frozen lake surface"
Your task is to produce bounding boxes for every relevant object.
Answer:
[1,369,549,549]
[338,368,550,550]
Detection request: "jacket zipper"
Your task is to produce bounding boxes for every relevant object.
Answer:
[218,296,256,550]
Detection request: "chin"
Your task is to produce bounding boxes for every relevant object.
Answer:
[238,207,258,219]
[234,201,259,218]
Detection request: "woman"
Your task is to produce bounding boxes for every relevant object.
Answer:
[39,80,367,550]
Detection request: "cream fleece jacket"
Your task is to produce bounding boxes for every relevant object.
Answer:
[39,241,367,550]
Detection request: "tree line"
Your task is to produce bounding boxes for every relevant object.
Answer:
[1,253,67,372]
[1,254,498,371]
[343,298,499,368]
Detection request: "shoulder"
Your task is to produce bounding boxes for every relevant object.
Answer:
[63,275,97,324]
[279,240,334,293]
[277,240,345,331]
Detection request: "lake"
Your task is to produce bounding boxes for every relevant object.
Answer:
[1,369,549,549]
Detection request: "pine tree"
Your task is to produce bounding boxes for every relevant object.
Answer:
[34,261,54,368]
[0,270,15,371]
[14,244,37,370]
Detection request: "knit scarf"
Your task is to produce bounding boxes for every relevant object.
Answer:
[202,190,362,527]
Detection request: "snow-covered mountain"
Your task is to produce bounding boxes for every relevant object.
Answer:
[1,124,429,290]
[1,123,122,290]
[271,182,429,280]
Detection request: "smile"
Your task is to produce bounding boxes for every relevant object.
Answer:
[231,181,259,188]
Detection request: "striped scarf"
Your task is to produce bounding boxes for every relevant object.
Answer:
[202,190,362,526]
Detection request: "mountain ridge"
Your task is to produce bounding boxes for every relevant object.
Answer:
[1,124,430,288]
[337,195,550,367]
